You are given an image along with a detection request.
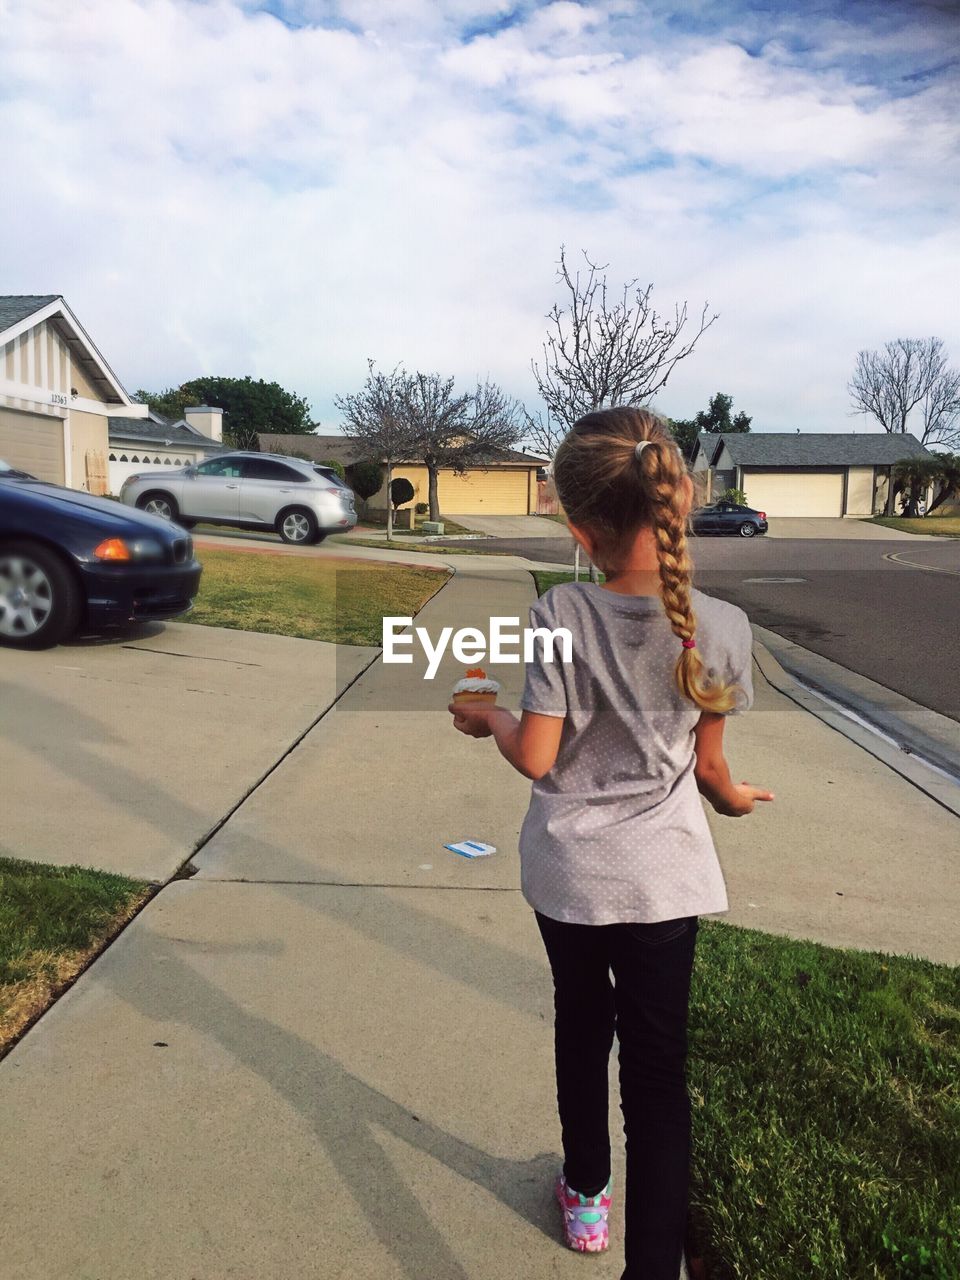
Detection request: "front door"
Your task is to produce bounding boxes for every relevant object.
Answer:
[181,456,243,520]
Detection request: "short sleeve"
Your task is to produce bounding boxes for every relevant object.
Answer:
[723,609,754,715]
[520,597,568,718]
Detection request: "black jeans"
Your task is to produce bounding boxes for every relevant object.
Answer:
[536,911,699,1280]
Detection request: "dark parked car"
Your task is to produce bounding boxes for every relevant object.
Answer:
[0,462,202,649]
[690,500,768,538]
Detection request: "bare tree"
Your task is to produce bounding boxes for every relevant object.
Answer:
[335,361,418,541]
[531,246,716,575]
[849,337,960,447]
[523,407,565,462]
[403,373,525,522]
[849,337,960,514]
[532,246,718,431]
[921,363,960,452]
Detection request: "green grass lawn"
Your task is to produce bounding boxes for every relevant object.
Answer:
[532,569,603,593]
[533,567,959,1277]
[865,516,960,537]
[0,857,152,1054]
[189,548,449,645]
[689,922,959,1279]
[330,536,516,556]
[354,514,474,536]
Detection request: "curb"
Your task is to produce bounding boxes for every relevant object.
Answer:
[751,629,960,819]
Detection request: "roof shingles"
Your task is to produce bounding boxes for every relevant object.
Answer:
[0,295,60,334]
[697,432,931,468]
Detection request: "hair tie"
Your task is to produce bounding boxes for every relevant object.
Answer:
[681,638,696,650]
[634,440,652,460]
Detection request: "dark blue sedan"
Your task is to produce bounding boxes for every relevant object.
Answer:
[690,500,768,537]
[0,462,202,648]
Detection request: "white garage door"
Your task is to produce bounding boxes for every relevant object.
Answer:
[0,408,65,484]
[743,471,843,518]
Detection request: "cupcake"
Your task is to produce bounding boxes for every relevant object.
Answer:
[451,667,500,705]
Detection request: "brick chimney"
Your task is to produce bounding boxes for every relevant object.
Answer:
[184,405,223,442]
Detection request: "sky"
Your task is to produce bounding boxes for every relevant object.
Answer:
[2,0,959,436]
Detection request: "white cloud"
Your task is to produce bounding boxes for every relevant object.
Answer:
[0,0,957,431]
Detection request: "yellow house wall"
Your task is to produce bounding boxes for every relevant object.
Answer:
[69,409,109,492]
[69,360,100,401]
[845,466,875,516]
[366,465,535,515]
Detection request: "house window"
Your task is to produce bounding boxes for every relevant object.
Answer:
[164,457,172,464]
[154,456,162,464]
[109,453,117,462]
[120,454,128,462]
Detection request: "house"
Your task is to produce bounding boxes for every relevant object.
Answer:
[259,432,551,515]
[0,295,222,494]
[690,432,933,517]
[107,407,224,492]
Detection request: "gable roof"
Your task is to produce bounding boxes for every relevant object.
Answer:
[695,431,932,468]
[258,432,549,468]
[0,294,132,405]
[108,415,223,451]
[0,295,60,331]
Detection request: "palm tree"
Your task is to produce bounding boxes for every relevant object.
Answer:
[892,457,934,517]
[927,452,960,515]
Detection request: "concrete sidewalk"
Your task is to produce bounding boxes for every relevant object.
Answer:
[0,622,376,881]
[1,565,958,1279]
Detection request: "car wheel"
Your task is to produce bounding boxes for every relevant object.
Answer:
[277,508,319,545]
[0,541,83,649]
[137,492,179,522]
[739,522,756,537]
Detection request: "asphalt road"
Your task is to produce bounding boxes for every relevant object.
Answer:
[443,534,960,722]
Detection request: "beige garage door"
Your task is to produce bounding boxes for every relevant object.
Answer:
[0,408,65,484]
[438,468,530,515]
[743,471,843,518]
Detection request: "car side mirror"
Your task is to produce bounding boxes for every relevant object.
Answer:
[184,466,198,478]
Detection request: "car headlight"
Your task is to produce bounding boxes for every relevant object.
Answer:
[93,537,165,563]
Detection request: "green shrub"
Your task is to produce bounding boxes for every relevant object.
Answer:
[415,501,429,515]
[390,477,415,509]
[719,487,748,506]
[317,458,346,481]
[345,461,384,503]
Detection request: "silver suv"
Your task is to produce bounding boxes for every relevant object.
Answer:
[119,452,357,544]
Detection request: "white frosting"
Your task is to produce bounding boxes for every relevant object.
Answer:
[452,676,500,695]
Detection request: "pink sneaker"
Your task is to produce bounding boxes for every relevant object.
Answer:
[555,1172,612,1253]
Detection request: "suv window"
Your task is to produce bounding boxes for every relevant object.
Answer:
[243,459,306,482]
[313,466,347,488]
[196,457,243,478]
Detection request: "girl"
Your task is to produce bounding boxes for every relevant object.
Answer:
[449,407,772,1280]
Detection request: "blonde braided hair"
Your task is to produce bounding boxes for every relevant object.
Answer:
[553,406,738,713]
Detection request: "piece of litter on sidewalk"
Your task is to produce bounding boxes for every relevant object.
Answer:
[418,863,433,871]
[444,840,497,859]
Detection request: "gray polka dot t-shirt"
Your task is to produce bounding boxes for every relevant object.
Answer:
[518,581,754,926]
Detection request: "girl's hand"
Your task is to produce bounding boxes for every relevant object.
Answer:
[728,782,775,816]
[448,701,495,738]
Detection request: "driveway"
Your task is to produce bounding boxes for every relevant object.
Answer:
[765,517,939,540]
[443,513,564,538]
[0,622,376,881]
